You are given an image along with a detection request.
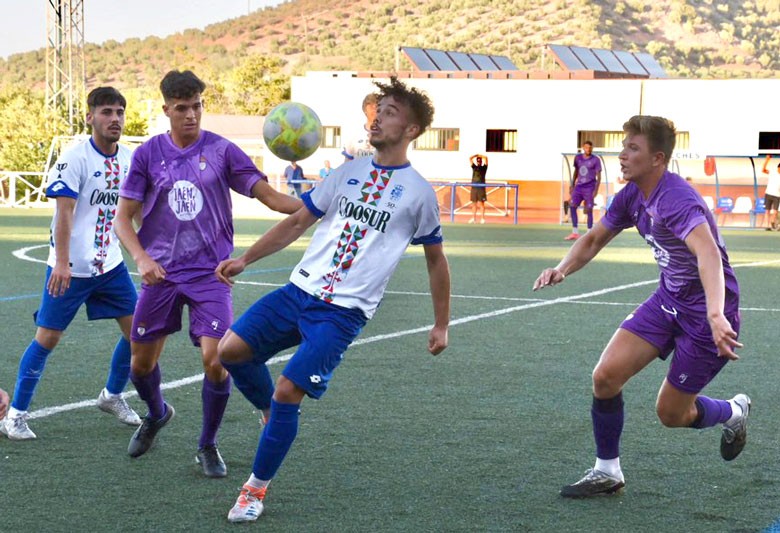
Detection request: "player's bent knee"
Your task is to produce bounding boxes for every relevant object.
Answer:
[34,327,63,350]
[218,330,252,364]
[273,377,305,404]
[591,366,624,398]
[655,404,689,427]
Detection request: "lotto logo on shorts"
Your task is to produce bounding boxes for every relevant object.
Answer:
[309,375,322,384]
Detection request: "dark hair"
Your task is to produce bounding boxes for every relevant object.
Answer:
[583,140,593,147]
[373,76,434,138]
[623,115,677,163]
[87,86,126,110]
[160,70,206,100]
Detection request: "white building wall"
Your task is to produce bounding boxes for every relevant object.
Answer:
[283,72,780,183]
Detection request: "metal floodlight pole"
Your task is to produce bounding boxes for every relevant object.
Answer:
[45,0,86,136]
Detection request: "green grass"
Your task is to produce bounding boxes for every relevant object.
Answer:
[1,211,780,532]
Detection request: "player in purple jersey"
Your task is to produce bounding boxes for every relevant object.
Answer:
[114,70,301,478]
[215,77,451,523]
[566,141,602,240]
[534,115,749,498]
[1,87,142,441]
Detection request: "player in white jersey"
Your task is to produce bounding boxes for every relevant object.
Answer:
[341,92,378,162]
[1,87,141,441]
[216,77,451,523]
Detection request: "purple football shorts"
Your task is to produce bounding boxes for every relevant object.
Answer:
[131,272,232,346]
[570,186,596,210]
[619,290,740,394]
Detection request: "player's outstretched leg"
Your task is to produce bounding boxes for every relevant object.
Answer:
[721,393,751,461]
[560,468,625,498]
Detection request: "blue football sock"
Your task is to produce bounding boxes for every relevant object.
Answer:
[199,375,231,449]
[690,395,732,428]
[105,337,131,395]
[253,400,300,480]
[130,364,166,420]
[221,359,274,411]
[592,393,624,460]
[11,340,53,411]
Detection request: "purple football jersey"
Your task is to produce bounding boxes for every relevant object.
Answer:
[602,171,739,312]
[573,153,602,189]
[120,131,265,282]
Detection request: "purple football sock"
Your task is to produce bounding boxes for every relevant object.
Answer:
[690,395,733,429]
[592,393,624,460]
[199,375,232,449]
[130,364,166,420]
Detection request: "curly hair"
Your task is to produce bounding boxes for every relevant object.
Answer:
[373,77,434,139]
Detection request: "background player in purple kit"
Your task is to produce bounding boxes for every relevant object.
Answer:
[566,140,602,240]
[2,87,141,441]
[215,77,450,523]
[534,115,749,498]
[114,70,301,477]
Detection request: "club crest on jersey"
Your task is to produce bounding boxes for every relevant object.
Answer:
[199,155,207,171]
[389,184,404,202]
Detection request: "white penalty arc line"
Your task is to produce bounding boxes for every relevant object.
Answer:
[14,245,780,420]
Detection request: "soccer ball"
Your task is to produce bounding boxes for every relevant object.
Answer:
[263,102,322,161]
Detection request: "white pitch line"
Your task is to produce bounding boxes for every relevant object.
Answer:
[14,247,780,421]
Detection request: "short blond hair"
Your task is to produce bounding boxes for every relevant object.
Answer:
[623,115,676,163]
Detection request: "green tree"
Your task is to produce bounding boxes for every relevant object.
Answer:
[0,87,65,171]
[223,54,290,116]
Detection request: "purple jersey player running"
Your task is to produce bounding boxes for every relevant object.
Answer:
[114,70,300,478]
[565,141,602,240]
[534,115,749,498]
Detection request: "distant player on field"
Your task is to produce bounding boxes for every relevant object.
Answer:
[565,140,602,240]
[761,155,780,231]
[341,92,378,162]
[1,87,142,441]
[534,115,749,498]
[114,70,301,478]
[216,76,451,523]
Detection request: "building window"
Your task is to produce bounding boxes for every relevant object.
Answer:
[759,132,780,151]
[577,130,690,151]
[321,126,341,148]
[486,129,517,153]
[414,128,460,151]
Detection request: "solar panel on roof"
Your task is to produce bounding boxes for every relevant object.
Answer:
[491,55,519,71]
[570,46,605,71]
[634,52,667,78]
[548,44,585,70]
[592,49,628,74]
[401,47,439,71]
[425,49,460,71]
[613,50,648,76]
[470,54,500,71]
[448,51,479,71]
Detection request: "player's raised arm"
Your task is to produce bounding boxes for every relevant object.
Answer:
[533,222,617,291]
[251,179,302,214]
[424,243,450,355]
[215,207,318,285]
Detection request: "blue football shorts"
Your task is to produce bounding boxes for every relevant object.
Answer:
[35,262,138,331]
[230,282,367,399]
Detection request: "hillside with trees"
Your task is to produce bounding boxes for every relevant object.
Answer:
[2,0,780,170]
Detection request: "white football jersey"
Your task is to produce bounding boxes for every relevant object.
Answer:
[45,138,131,277]
[341,130,375,161]
[291,158,442,319]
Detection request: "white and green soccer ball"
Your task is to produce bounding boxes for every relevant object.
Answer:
[263,102,322,161]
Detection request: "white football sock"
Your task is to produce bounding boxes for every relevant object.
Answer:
[595,457,623,480]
